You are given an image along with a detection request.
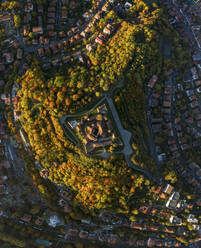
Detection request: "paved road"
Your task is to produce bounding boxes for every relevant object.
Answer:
[106,96,157,181]
[106,97,133,156]
[170,0,201,51]
[146,87,162,176]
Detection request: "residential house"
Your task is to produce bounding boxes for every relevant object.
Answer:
[187,214,198,223]
[17,48,23,60]
[125,2,132,9]
[39,36,44,44]
[181,144,189,151]
[191,66,198,80]
[21,214,32,223]
[152,118,163,123]
[83,12,91,19]
[48,31,56,37]
[157,153,166,163]
[163,226,174,234]
[48,7,56,12]
[47,24,54,30]
[0,15,11,23]
[0,80,5,87]
[14,110,21,121]
[95,33,105,45]
[6,53,14,64]
[62,55,71,63]
[24,13,32,24]
[40,169,49,179]
[32,39,38,45]
[190,100,199,108]
[147,238,156,247]
[76,19,83,27]
[168,138,175,145]
[177,227,188,236]
[38,16,43,26]
[48,18,55,24]
[37,4,44,13]
[0,65,5,72]
[167,129,174,137]
[51,59,60,66]
[192,225,200,231]
[102,2,111,12]
[103,24,114,35]
[130,222,143,230]
[48,12,55,18]
[37,48,44,57]
[195,80,201,87]
[50,44,58,54]
[189,94,197,101]
[61,10,67,20]
[164,87,173,94]
[23,26,29,36]
[152,124,162,133]
[169,144,177,152]
[44,47,51,55]
[164,94,171,101]
[154,186,162,194]
[186,89,194,96]
[32,26,43,34]
[35,216,44,226]
[166,191,180,208]
[139,206,150,214]
[169,215,182,225]
[195,114,201,120]
[150,208,157,215]
[79,231,89,239]
[178,137,186,144]
[148,75,158,88]
[163,184,174,195]
[65,229,79,238]
[71,27,79,33]
[24,2,33,12]
[42,63,51,70]
[163,101,171,108]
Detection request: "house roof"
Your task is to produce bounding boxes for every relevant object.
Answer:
[32,26,43,34]
[0,15,11,22]
[21,214,32,222]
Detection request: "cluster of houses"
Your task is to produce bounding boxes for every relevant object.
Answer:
[65,228,120,245]
[0,0,135,74]
[64,225,182,247]
[58,189,73,213]
[137,183,201,234]
[18,189,73,226]
[165,0,201,50]
[0,117,11,196]
[1,84,21,121]
[183,2,201,49]
[20,213,44,226]
[0,41,23,69]
[0,103,24,198]
[176,160,201,198]
[23,0,67,38]
[147,66,201,192]
[147,0,201,196]
[148,75,190,157]
[22,0,121,69]
[100,182,199,243]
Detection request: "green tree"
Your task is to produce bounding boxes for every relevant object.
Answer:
[14,15,21,28]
